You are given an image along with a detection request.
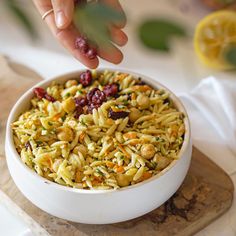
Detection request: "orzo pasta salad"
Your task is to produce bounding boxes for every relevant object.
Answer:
[12,70,185,190]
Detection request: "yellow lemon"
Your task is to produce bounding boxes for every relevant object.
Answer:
[194,10,236,70]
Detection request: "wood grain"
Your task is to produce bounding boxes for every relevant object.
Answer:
[0,56,42,156]
[0,58,234,236]
[0,148,234,236]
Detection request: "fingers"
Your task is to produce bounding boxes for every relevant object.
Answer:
[54,25,99,68]
[47,19,99,68]
[51,0,74,29]
[110,27,128,46]
[32,0,127,67]
[33,0,99,68]
[98,43,123,64]
[99,0,126,28]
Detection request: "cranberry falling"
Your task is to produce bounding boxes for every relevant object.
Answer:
[79,70,92,87]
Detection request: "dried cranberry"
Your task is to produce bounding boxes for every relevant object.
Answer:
[75,36,97,59]
[74,96,88,107]
[87,88,98,101]
[75,36,89,54]
[44,93,56,102]
[86,48,97,59]
[74,105,84,119]
[86,88,107,113]
[108,109,129,120]
[87,103,100,113]
[79,70,92,87]
[92,90,106,105]
[33,87,46,100]
[33,87,55,102]
[103,83,119,97]
[87,88,106,105]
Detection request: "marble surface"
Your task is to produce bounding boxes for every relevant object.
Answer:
[0,0,236,235]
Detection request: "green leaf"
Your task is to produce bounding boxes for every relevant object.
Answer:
[73,3,124,47]
[85,3,124,24]
[138,19,186,52]
[224,45,236,67]
[6,0,37,39]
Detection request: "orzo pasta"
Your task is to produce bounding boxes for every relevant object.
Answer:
[12,70,185,189]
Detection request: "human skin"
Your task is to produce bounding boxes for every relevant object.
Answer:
[33,0,128,68]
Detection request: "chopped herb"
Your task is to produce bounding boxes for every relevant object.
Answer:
[152,162,157,169]
[65,92,71,97]
[123,100,129,105]
[116,104,125,109]
[155,136,164,142]
[36,140,43,145]
[76,90,82,95]
[158,90,165,95]
[42,127,46,130]
[80,119,86,126]
[96,168,104,176]
[48,121,53,126]
[61,115,66,122]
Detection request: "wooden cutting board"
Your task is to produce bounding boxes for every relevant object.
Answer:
[0,57,234,236]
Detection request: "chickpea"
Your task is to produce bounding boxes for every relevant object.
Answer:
[125,167,138,177]
[57,126,74,142]
[141,144,156,159]
[153,154,171,170]
[62,97,76,113]
[116,173,130,187]
[129,107,142,122]
[137,94,150,109]
[73,144,87,156]
[65,79,78,88]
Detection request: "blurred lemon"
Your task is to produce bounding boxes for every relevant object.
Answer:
[194,10,236,70]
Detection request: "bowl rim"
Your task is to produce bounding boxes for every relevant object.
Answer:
[6,67,191,194]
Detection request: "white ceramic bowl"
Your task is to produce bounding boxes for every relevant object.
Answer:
[5,69,192,224]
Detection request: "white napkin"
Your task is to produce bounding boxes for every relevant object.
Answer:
[180,76,236,156]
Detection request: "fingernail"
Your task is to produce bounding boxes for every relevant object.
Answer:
[56,11,66,28]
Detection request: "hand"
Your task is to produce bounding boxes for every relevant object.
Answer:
[33,0,128,68]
